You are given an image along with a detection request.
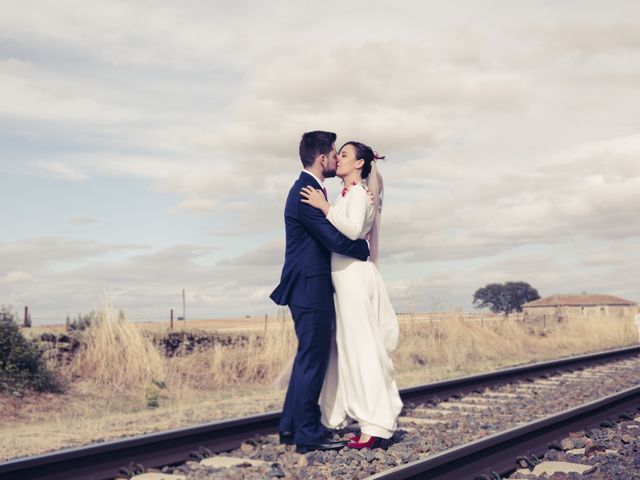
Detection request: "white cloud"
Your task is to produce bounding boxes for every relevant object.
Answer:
[38,161,88,181]
[0,237,148,275]
[0,237,283,320]
[1,1,639,320]
[70,216,99,225]
[169,198,217,214]
[0,59,141,125]
[1,271,34,285]
[375,133,640,265]
[218,240,283,268]
[195,40,530,160]
[536,19,640,56]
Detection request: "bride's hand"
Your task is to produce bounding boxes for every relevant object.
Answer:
[300,186,330,215]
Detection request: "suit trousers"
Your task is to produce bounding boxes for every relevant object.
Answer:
[279,304,334,444]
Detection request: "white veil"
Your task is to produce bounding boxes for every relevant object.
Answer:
[366,159,384,265]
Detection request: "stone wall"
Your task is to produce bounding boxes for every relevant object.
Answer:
[32,330,252,363]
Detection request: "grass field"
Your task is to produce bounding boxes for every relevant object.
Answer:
[1,305,637,461]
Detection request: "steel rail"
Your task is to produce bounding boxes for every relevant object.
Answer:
[369,385,640,480]
[399,344,640,404]
[1,344,638,480]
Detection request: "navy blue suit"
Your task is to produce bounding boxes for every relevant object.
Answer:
[270,171,369,444]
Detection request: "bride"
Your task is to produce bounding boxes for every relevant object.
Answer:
[300,141,403,449]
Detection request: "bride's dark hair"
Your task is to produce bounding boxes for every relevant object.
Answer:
[340,141,385,179]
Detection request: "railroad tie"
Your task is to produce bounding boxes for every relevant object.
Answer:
[398,425,419,432]
[200,457,269,468]
[438,401,490,410]
[398,416,446,425]
[515,461,595,476]
[410,407,454,415]
[564,447,617,455]
[130,473,186,480]
[515,383,554,390]
[532,379,563,385]
[481,392,521,398]
[457,396,511,403]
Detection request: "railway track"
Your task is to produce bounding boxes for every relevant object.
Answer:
[1,345,639,480]
[371,385,640,479]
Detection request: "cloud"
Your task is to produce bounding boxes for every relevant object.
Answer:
[537,19,640,56]
[376,133,640,265]
[69,216,99,225]
[38,161,88,181]
[0,1,253,69]
[168,198,217,214]
[1,1,639,320]
[218,240,283,268]
[0,59,141,126]
[0,237,283,320]
[196,40,530,160]
[1,271,34,285]
[0,237,148,275]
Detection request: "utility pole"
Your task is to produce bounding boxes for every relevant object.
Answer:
[182,289,186,328]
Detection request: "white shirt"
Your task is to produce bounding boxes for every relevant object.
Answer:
[301,169,324,189]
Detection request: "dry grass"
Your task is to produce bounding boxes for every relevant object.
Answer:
[1,305,637,461]
[52,306,298,397]
[63,304,166,390]
[161,322,296,395]
[392,310,635,386]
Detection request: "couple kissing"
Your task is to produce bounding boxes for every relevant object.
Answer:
[270,130,402,453]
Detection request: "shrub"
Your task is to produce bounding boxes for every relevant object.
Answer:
[0,307,62,393]
[65,311,97,332]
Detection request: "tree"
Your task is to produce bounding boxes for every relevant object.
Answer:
[472,281,541,317]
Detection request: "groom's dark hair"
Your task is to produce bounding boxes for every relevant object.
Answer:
[299,131,337,168]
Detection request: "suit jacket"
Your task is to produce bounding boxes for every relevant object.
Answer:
[270,172,370,311]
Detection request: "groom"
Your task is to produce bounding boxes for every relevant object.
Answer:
[270,130,370,453]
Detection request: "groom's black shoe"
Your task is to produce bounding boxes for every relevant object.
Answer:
[295,437,347,453]
[279,431,295,445]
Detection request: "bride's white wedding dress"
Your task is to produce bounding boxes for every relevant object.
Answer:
[319,182,403,439]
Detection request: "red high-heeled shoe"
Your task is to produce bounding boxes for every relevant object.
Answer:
[346,435,380,449]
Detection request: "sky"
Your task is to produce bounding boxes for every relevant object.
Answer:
[1,0,639,324]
